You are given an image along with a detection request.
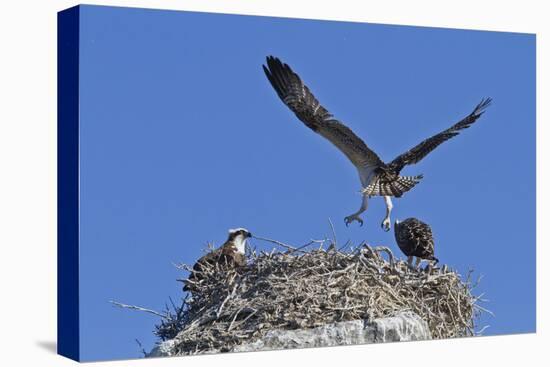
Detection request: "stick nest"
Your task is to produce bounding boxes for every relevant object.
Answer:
[157,243,484,355]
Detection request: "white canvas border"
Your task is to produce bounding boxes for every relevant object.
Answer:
[0,1,545,366]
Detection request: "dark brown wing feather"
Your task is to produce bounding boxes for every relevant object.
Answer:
[388,98,492,174]
[263,56,384,169]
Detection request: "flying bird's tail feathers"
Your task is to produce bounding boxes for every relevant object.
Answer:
[362,174,423,197]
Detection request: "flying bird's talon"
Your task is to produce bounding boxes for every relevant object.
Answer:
[344,215,363,227]
[381,219,391,232]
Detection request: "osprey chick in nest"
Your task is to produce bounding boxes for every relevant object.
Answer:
[394,218,438,268]
[184,228,251,292]
[263,55,491,231]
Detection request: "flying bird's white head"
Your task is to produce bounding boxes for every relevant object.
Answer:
[227,228,252,254]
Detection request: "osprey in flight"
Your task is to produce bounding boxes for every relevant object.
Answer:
[183,228,251,292]
[394,218,438,268]
[263,56,491,231]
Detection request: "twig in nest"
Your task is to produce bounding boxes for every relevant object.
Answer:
[253,235,314,254]
[252,235,297,251]
[110,301,166,318]
[328,218,338,246]
[216,284,237,319]
[338,239,352,252]
[227,307,246,331]
[135,339,147,357]
[295,240,320,253]
[372,246,396,268]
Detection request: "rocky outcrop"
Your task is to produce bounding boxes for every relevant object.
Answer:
[148,339,177,358]
[148,311,430,357]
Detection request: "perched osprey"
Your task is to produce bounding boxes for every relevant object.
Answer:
[394,218,438,268]
[183,228,251,291]
[263,55,491,231]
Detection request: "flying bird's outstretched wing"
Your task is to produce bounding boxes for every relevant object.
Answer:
[263,56,384,171]
[388,98,492,173]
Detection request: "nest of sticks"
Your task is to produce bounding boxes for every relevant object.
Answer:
[156,239,485,355]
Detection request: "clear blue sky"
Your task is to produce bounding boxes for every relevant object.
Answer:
[77,5,535,361]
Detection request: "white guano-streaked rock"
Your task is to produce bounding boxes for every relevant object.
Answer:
[148,311,431,357]
[232,311,431,352]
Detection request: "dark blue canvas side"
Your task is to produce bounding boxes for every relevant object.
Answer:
[57,5,80,361]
